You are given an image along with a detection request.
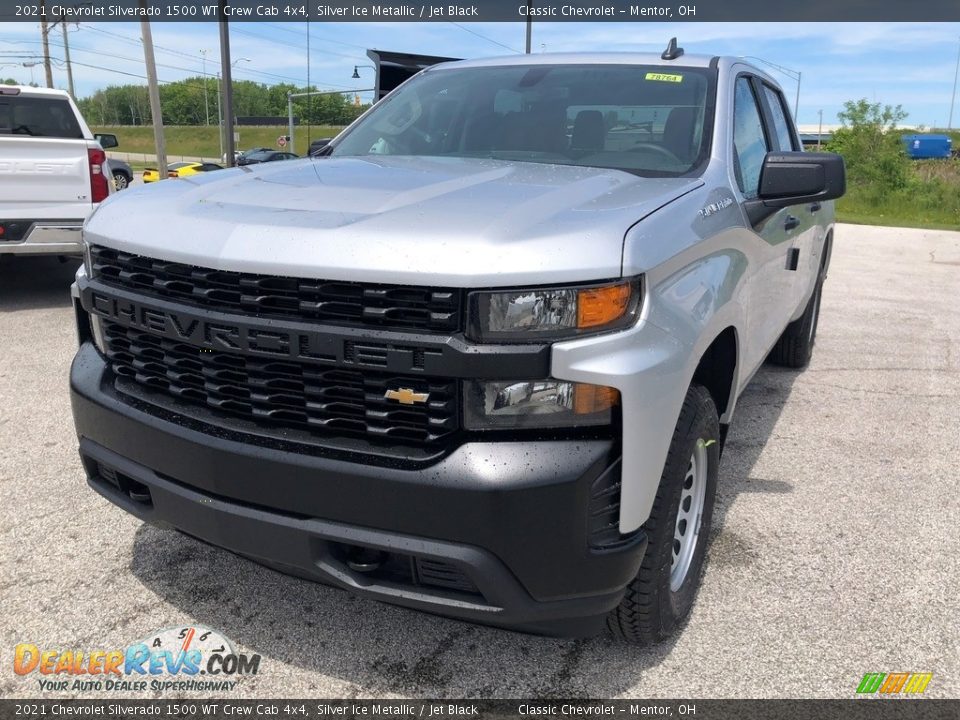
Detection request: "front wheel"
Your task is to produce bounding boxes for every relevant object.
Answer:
[607,384,720,645]
[113,172,130,190]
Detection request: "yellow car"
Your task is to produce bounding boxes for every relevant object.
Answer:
[171,161,224,178]
[142,161,223,182]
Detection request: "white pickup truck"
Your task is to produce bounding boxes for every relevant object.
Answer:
[0,85,115,257]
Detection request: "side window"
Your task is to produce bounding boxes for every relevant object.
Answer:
[763,85,796,151]
[732,77,770,198]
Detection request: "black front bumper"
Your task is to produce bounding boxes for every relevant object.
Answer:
[71,343,647,636]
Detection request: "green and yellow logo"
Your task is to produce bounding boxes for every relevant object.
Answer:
[856,672,933,695]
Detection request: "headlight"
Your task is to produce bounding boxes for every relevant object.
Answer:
[467,278,641,342]
[463,379,619,430]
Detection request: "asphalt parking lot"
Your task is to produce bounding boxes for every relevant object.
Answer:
[1,223,958,699]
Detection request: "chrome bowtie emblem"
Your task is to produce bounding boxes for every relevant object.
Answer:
[384,387,430,405]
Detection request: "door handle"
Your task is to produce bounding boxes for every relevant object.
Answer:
[784,215,800,232]
[809,202,822,213]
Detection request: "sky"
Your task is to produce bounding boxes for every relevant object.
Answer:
[1,21,959,128]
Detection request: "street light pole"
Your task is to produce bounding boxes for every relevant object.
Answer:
[740,56,802,121]
[948,36,960,130]
[794,71,802,121]
[201,49,210,125]
[22,62,39,86]
[288,87,373,155]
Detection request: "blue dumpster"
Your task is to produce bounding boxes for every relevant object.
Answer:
[902,134,952,159]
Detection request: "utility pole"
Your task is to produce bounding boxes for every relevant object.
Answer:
[219,4,235,167]
[140,18,168,179]
[948,36,960,130]
[525,1,532,54]
[217,72,224,161]
[61,22,75,98]
[817,109,823,149]
[39,0,53,88]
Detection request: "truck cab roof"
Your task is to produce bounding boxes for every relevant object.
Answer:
[434,52,720,70]
[427,52,780,88]
[0,85,73,98]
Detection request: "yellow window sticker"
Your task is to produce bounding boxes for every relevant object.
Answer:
[645,73,684,83]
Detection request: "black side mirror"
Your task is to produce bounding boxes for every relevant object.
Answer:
[745,151,846,225]
[95,133,118,150]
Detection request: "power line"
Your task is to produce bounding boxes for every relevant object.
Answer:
[261,22,369,51]
[2,36,218,83]
[448,23,521,54]
[81,25,308,86]
[231,25,365,68]
[1,34,321,93]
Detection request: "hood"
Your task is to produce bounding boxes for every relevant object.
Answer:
[85,155,702,287]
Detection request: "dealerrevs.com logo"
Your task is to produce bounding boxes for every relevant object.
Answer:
[856,672,933,696]
[14,626,261,693]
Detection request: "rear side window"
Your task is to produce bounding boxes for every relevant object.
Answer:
[763,85,796,151]
[732,77,770,198]
[0,96,83,139]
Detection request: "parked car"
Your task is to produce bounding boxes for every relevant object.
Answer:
[108,157,133,190]
[71,45,845,644]
[168,162,224,178]
[224,147,270,164]
[236,150,299,166]
[0,85,113,257]
[142,162,194,183]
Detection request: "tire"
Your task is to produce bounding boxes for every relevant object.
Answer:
[768,273,823,369]
[607,384,720,645]
[113,171,130,190]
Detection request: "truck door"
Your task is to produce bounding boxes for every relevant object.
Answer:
[756,81,822,315]
[731,74,800,372]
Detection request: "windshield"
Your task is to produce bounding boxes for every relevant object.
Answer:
[331,63,714,176]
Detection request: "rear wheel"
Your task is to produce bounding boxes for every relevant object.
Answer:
[607,384,720,645]
[113,171,130,190]
[769,275,823,369]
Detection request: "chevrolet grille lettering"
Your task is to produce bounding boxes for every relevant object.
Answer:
[385,387,430,405]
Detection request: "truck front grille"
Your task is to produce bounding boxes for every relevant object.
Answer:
[102,322,459,446]
[90,245,463,333]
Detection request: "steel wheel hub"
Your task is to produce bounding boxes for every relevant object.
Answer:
[670,438,708,591]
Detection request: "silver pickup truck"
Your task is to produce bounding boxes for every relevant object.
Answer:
[70,44,844,643]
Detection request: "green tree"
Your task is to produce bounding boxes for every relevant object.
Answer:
[827,99,911,192]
